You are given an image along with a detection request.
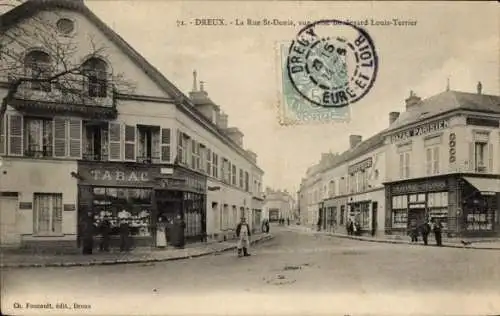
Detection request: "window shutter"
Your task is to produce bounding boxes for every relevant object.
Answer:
[161,128,171,163]
[433,147,439,175]
[468,142,474,172]
[108,122,122,161]
[124,125,136,161]
[0,115,5,155]
[53,118,67,157]
[8,114,23,156]
[151,129,161,161]
[488,143,493,172]
[206,148,212,174]
[68,119,81,158]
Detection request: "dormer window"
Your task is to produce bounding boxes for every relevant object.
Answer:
[24,50,52,92]
[83,57,108,97]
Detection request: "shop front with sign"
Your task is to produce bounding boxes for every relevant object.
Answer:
[77,162,160,248]
[385,174,500,237]
[154,166,207,243]
[384,175,457,236]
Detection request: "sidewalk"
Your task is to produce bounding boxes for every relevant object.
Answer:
[285,225,500,250]
[0,233,274,269]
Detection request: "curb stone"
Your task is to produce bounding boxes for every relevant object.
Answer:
[287,228,500,251]
[0,234,274,269]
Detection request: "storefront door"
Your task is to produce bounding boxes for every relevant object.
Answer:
[408,207,425,228]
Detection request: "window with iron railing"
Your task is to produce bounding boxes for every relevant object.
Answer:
[24,117,53,158]
[83,122,109,161]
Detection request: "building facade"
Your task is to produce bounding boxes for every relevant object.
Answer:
[0,0,263,249]
[298,86,500,238]
[383,88,500,237]
[263,188,296,223]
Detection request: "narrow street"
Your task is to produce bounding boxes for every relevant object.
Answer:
[2,227,500,315]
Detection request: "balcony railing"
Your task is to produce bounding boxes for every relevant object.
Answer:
[82,151,109,162]
[136,156,161,164]
[24,144,53,158]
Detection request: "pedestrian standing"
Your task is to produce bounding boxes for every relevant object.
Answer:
[99,213,111,252]
[173,214,186,249]
[433,219,443,246]
[409,219,418,243]
[236,217,251,257]
[82,211,95,255]
[156,216,167,248]
[420,219,431,245]
[118,208,132,252]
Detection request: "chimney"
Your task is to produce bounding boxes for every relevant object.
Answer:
[349,135,362,149]
[225,127,244,147]
[246,150,257,163]
[217,112,228,129]
[405,90,422,111]
[477,81,482,95]
[389,111,400,125]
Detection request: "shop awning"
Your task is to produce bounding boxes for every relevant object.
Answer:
[463,177,500,194]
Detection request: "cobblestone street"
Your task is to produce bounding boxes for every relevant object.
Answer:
[2,227,499,315]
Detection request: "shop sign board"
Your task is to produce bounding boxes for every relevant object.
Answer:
[348,157,373,174]
[391,180,447,195]
[77,163,157,186]
[391,119,449,143]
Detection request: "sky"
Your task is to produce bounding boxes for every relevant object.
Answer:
[5,1,499,195]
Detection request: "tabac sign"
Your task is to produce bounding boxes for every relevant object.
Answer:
[77,162,157,187]
[391,119,449,143]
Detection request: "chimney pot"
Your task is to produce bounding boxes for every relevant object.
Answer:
[349,135,362,149]
[477,81,482,95]
[389,111,400,125]
[405,91,421,110]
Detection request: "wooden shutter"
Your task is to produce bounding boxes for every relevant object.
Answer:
[108,122,122,161]
[0,115,5,155]
[488,143,493,172]
[206,148,212,174]
[68,119,82,158]
[151,129,161,161]
[468,142,475,172]
[124,125,136,161]
[53,118,67,157]
[161,128,171,163]
[8,114,23,156]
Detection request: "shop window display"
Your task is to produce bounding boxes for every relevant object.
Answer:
[92,187,152,236]
[392,195,408,228]
[427,192,449,230]
[465,197,495,231]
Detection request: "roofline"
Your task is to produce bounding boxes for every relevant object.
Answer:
[0,0,264,172]
[382,107,500,136]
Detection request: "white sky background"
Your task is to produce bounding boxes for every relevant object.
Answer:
[6,1,500,195]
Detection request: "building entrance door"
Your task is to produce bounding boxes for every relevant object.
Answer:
[371,202,378,236]
[408,207,426,228]
[0,196,21,246]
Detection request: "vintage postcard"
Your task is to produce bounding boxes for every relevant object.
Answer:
[0,0,499,315]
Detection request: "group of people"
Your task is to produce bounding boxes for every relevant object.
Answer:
[409,218,443,246]
[278,218,290,226]
[80,209,187,255]
[346,219,362,236]
[155,214,186,249]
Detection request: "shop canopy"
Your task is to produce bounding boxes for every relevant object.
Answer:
[463,177,500,194]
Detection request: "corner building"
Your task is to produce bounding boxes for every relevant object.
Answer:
[0,0,263,250]
[383,88,500,237]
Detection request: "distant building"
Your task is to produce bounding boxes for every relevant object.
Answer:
[263,188,296,223]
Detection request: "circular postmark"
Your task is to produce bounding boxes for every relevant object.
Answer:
[287,19,378,108]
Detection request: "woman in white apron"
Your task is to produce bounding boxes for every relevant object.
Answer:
[156,216,167,248]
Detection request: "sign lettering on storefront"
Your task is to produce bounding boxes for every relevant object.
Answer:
[78,162,156,186]
[348,157,373,174]
[391,180,447,195]
[159,177,205,193]
[90,170,149,182]
[391,119,449,143]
